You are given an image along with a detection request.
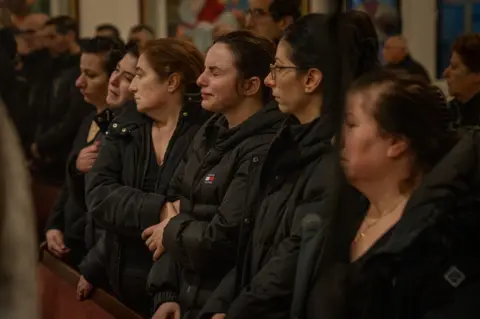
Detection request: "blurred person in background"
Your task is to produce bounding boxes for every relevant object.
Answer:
[383,35,430,83]
[128,24,155,53]
[77,38,209,317]
[16,12,49,54]
[45,37,127,268]
[444,33,480,128]
[0,2,39,318]
[246,0,301,44]
[28,15,92,185]
[95,23,121,39]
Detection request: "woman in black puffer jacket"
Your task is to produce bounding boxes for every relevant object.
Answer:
[80,38,209,317]
[146,31,285,319]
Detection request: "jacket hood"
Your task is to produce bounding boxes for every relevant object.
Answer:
[202,102,286,152]
[376,131,480,255]
[290,113,336,165]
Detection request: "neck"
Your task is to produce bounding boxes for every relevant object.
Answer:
[293,95,322,124]
[224,98,263,129]
[358,176,415,219]
[147,99,182,129]
[458,87,480,104]
[95,104,108,114]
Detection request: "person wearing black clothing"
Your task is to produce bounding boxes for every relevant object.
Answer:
[246,0,301,44]
[145,31,284,319]
[294,70,480,319]
[383,35,430,83]
[45,37,128,267]
[202,12,380,319]
[28,16,90,184]
[79,38,208,317]
[444,34,480,128]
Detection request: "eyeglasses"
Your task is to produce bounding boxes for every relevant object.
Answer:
[246,8,270,20]
[269,64,301,81]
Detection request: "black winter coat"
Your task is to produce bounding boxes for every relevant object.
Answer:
[147,104,285,318]
[200,114,335,319]
[45,109,115,267]
[82,101,209,316]
[294,131,480,319]
[30,54,93,184]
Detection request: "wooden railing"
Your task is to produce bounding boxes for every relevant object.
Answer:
[39,244,143,319]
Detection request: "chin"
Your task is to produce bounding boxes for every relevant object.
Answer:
[277,103,291,114]
[201,100,217,112]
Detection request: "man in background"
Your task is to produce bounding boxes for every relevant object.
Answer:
[383,35,430,82]
[246,0,301,44]
[444,33,480,127]
[128,24,154,52]
[95,23,120,39]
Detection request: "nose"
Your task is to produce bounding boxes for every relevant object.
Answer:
[264,72,275,88]
[75,74,85,89]
[129,76,138,93]
[109,71,120,87]
[245,14,254,29]
[196,71,208,87]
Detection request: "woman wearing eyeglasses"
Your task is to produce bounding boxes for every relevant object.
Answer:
[202,11,380,319]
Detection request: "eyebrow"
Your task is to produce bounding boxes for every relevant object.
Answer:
[208,66,224,72]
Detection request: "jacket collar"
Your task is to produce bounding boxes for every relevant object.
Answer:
[372,132,480,256]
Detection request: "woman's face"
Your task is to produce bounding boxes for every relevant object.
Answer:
[107,53,138,107]
[76,52,109,107]
[264,39,311,115]
[341,90,395,183]
[196,42,242,113]
[129,53,169,113]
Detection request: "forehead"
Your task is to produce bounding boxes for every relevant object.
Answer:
[119,53,138,71]
[43,24,57,34]
[347,87,380,116]
[249,0,272,10]
[205,43,236,69]
[275,40,292,61]
[80,52,105,70]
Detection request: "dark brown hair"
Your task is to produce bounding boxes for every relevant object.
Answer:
[349,69,457,175]
[452,33,480,73]
[143,38,204,89]
[214,30,275,104]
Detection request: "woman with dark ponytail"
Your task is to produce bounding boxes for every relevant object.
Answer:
[201,11,379,319]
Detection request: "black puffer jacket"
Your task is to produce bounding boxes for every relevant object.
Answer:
[45,109,115,267]
[82,101,209,316]
[200,114,335,319]
[148,104,285,318]
[294,131,480,319]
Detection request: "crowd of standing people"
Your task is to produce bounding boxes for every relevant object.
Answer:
[2,0,480,318]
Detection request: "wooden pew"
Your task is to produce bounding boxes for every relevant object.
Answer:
[39,244,143,319]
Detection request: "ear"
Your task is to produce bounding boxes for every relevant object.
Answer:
[278,16,294,31]
[167,73,182,93]
[387,135,409,158]
[303,68,323,94]
[242,76,262,98]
